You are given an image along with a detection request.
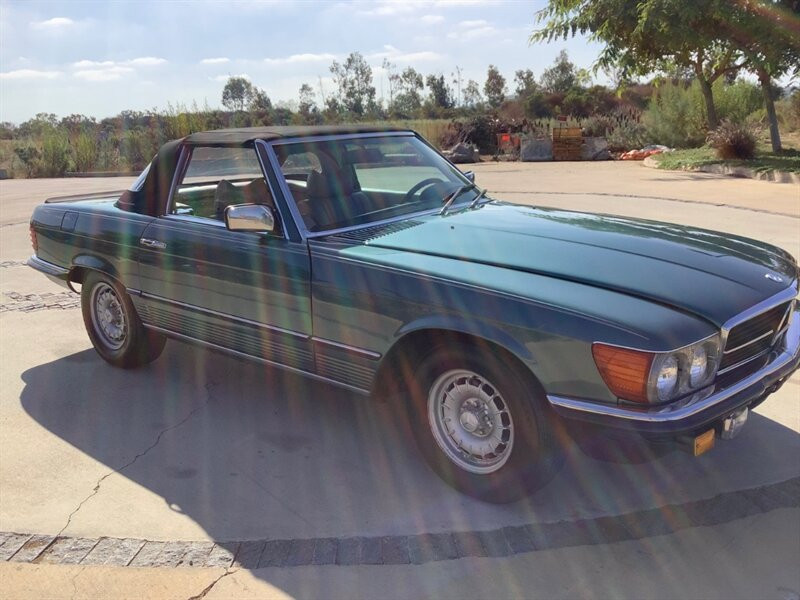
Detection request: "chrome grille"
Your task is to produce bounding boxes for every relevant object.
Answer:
[719,301,792,373]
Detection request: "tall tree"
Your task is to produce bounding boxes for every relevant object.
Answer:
[391,67,425,115]
[298,83,317,114]
[540,50,579,93]
[426,74,454,109]
[514,69,537,97]
[721,0,800,151]
[221,76,254,111]
[463,79,483,108]
[484,65,507,108]
[329,52,377,117]
[531,0,747,130]
[248,87,272,113]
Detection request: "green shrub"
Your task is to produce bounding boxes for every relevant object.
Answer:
[120,129,158,171]
[73,131,99,172]
[707,120,757,159]
[581,110,647,151]
[13,145,41,177]
[644,80,763,148]
[644,82,707,148]
[715,81,763,124]
[774,90,800,132]
[606,118,649,152]
[41,131,71,176]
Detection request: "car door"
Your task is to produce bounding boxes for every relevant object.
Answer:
[134,143,313,372]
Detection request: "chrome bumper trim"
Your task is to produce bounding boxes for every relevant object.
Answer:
[27,255,70,279]
[548,308,800,424]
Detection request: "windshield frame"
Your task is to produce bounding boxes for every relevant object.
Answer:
[260,132,479,240]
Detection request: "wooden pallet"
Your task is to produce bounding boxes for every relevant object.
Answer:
[552,127,582,161]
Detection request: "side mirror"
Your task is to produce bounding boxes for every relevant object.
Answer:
[225,204,275,233]
[463,170,475,183]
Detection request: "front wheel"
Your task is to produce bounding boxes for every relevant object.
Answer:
[81,272,165,368]
[407,346,564,503]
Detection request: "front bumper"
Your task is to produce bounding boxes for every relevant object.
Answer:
[548,308,800,436]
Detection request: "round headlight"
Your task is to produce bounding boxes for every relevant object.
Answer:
[655,355,679,401]
[689,346,708,387]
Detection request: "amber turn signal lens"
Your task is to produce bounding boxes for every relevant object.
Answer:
[592,343,654,403]
[693,429,715,456]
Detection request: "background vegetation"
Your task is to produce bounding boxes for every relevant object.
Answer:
[1,44,798,178]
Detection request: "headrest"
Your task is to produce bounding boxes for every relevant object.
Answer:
[307,169,355,200]
[215,178,273,207]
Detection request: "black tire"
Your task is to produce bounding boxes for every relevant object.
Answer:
[406,344,564,503]
[81,271,165,368]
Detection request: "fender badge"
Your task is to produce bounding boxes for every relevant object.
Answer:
[765,273,783,283]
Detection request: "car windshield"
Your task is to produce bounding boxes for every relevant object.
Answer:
[273,135,478,232]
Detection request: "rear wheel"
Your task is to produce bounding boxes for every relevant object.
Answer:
[81,272,165,368]
[406,345,564,503]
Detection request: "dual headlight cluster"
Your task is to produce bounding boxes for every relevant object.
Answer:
[592,335,721,404]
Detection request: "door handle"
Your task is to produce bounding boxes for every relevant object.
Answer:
[140,238,167,250]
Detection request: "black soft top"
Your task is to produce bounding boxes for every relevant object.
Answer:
[184,124,407,146]
[117,125,411,215]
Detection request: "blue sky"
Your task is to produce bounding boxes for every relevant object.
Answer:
[0,0,605,123]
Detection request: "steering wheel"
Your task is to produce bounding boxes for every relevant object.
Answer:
[404,178,446,203]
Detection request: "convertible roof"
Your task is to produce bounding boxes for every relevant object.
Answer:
[183,124,409,146]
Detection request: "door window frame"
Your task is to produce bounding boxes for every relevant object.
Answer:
[163,142,291,239]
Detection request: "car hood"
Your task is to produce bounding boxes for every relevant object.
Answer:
[363,202,797,326]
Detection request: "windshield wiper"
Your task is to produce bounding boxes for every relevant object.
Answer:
[468,188,488,209]
[439,183,476,215]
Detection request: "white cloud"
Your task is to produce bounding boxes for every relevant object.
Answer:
[68,57,166,82]
[0,69,61,80]
[358,1,417,16]
[357,0,489,15]
[126,57,167,67]
[210,73,250,82]
[420,14,445,24]
[74,66,134,82]
[263,53,337,65]
[31,17,74,29]
[457,19,488,27]
[448,20,497,40]
[73,60,115,68]
[200,57,231,65]
[368,45,442,63]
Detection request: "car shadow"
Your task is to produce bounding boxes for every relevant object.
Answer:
[18,342,800,574]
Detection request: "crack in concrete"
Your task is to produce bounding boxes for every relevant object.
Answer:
[239,471,313,528]
[55,381,220,539]
[68,566,85,600]
[187,568,238,600]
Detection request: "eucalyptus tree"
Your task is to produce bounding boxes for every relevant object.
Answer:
[720,0,800,151]
[531,0,747,129]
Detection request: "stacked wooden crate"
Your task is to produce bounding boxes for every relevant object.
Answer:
[552,126,582,161]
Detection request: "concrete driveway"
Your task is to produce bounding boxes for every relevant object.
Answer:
[0,162,798,599]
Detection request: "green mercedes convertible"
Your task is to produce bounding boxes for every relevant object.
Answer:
[28,126,799,502]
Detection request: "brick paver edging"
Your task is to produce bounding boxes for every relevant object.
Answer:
[1,476,797,569]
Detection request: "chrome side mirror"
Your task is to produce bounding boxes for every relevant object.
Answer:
[225,204,275,233]
[463,170,475,183]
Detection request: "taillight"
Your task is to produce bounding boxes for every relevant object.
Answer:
[29,225,38,253]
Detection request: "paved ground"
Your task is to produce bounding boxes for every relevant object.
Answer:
[0,162,798,599]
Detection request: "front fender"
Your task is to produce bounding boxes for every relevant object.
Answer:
[395,314,535,363]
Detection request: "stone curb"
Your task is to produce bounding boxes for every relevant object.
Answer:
[1,477,797,570]
[642,155,800,184]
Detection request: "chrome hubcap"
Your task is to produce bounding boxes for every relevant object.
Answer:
[91,283,127,350]
[427,369,514,474]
